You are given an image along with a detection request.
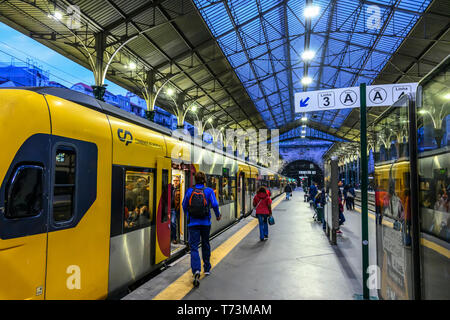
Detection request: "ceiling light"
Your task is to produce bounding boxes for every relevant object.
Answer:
[301,116,308,121]
[301,50,315,61]
[191,104,198,112]
[301,135,306,138]
[304,5,320,18]
[54,11,63,20]
[128,62,136,70]
[444,93,450,100]
[167,88,174,96]
[49,11,63,20]
[301,76,313,86]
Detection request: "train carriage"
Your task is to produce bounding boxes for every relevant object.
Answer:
[371,55,450,300]
[0,87,288,299]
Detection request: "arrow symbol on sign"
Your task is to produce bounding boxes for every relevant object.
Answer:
[300,97,310,107]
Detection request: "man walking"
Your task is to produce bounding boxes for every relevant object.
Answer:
[182,171,221,287]
[284,183,292,200]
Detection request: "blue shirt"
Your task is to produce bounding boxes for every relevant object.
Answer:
[182,184,220,227]
[309,184,318,198]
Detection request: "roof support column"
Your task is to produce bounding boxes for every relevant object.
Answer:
[92,32,107,101]
[175,92,187,129]
[144,69,157,121]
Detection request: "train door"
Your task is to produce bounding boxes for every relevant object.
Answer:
[181,168,192,243]
[44,95,112,299]
[170,168,187,254]
[0,90,52,299]
[238,172,245,218]
[155,157,171,264]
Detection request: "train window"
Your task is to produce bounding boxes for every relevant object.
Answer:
[124,170,153,230]
[417,63,450,243]
[222,176,230,202]
[161,169,169,223]
[53,148,76,222]
[207,175,220,204]
[6,165,44,219]
[231,177,236,201]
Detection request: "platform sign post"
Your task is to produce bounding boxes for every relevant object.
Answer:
[360,83,370,300]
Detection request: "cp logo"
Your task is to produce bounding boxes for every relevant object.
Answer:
[118,129,133,146]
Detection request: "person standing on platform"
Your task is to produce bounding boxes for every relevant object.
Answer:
[253,187,272,241]
[182,171,221,288]
[171,176,181,244]
[343,184,350,210]
[337,181,345,234]
[347,184,356,211]
[284,183,292,200]
[318,187,327,231]
[309,182,318,207]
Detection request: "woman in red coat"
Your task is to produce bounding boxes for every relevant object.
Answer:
[253,187,272,241]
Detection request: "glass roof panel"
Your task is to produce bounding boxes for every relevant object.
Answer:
[193,0,432,131]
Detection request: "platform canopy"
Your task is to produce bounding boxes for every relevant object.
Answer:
[1,0,449,165]
[0,0,268,131]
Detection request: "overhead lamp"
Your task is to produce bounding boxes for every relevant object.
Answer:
[304,5,320,18]
[49,11,63,20]
[301,130,306,135]
[301,76,313,86]
[190,104,198,112]
[301,115,308,121]
[167,88,174,96]
[444,93,450,100]
[418,109,427,115]
[127,62,136,70]
[301,135,306,138]
[302,124,306,128]
[301,50,316,61]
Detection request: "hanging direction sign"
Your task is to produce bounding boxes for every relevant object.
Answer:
[294,83,417,113]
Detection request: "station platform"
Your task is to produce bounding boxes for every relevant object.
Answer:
[123,190,374,300]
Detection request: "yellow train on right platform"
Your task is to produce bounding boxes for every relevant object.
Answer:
[371,55,450,300]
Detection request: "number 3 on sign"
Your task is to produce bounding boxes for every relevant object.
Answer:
[318,92,335,109]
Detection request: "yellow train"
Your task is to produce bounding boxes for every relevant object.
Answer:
[372,54,450,300]
[0,87,289,300]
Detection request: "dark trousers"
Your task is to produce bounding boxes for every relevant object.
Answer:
[339,211,346,225]
[171,209,179,241]
[188,225,211,274]
[348,197,355,210]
